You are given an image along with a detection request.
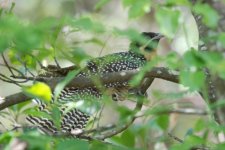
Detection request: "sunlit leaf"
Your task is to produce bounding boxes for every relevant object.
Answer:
[23,82,52,103]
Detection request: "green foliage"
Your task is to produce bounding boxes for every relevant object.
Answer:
[155,7,180,38]
[193,3,219,28]
[90,140,136,150]
[122,0,151,18]
[180,70,205,91]
[0,0,225,150]
[19,133,53,150]
[71,17,105,33]
[217,32,225,48]
[129,57,160,87]
[95,0,111,11]
[155,115,169,130]
[56,139,89,150]
[171,135,206,150]
[165,0,190,6]
[54,69,80,101]
[23,82,52,102]
[111,129,135,148]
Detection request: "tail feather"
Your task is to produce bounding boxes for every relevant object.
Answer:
[26,108,90,134]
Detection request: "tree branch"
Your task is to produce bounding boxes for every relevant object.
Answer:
[192,0,225,125]
[0,67,179,111]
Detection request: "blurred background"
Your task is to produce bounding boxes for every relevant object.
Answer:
[0,0,209,149]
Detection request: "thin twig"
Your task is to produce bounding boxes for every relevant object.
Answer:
[1,53,15,77]
[54,56,61,68]
[168,133,183,143]
[135,108,208,118]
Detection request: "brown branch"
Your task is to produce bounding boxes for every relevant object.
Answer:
[1,53,15,77]
[0,92,30,110]
[0,67,179,111]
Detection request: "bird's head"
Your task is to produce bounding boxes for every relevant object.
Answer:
[129,32,163,60]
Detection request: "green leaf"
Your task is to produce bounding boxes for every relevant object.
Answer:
[155,7,180,38]
[56,139,89,150]
[14,26,44,51]
[51,105,61,129]
[71,17,105,33]
[117,105,134,121]
[25,108,51,120]
[194,119,207,132]
[193,3,219,28]
[19,134,52,150]
[218,32,225,48]
[54,69,80,101]
[170,135,205,150]
[111,129,135,148]
[0,37,10,52]
[200,51,223,66]
[95,0,111,11]
[183,50,205,68]
[155,115,169,130]
[200,52,225,79]
[120,129,135,147]
[164,52,180,69]
[180,70,205,91]
[0,132,18,145]
[165,0,190,6]
[216,60,225,80]
[122,0,151,18]
[23,82,52,103]
[129,57,159,87]
[71,47,92,66]
[215,143,225,150]
[90,140,133,150]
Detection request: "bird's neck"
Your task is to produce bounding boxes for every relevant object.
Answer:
[129,50,156,61]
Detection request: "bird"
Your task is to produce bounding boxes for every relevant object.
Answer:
[26,32,163,135]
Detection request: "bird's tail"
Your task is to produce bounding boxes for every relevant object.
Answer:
[26,100,90,135]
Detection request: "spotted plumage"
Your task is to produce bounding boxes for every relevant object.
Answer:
[26,32,163,134]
